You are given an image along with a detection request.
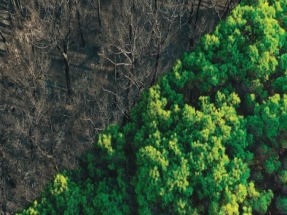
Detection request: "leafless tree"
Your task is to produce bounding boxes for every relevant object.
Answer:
[98,0,193,117]
[11,0,89,96]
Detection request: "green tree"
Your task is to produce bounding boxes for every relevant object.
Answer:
[182,0,285,101]
[123,82,270,214]
[276,197,287,214]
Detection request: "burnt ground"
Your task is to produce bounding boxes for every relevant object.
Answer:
[0,0,239,214]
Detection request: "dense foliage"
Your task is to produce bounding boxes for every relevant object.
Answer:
[19,0,287,214]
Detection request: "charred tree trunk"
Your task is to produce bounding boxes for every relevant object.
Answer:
[64,55,72,95]
[187,0,194,23]
[151,40,160,85]
[97,0,102,29]
[154,0,158,12]
[186,0,195,47]
[76,8,85,47]
[193,0,202,31]
[57,43,72,95]
[150,0,159,85]
[129,0,135,42]
[189,0,201,47]
[0,31,6,44]
[0,30,9,52]
[222,0,232,18]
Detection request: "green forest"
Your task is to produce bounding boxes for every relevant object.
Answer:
[17,0,287,214]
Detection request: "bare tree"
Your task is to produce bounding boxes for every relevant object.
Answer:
[0,21,56,211]
[17,0,88,96]
[98,0,192,116]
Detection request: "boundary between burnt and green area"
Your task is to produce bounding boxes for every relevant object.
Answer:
[19,0,287,214]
